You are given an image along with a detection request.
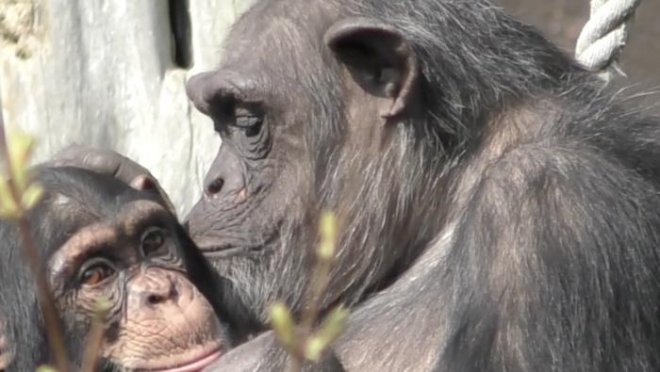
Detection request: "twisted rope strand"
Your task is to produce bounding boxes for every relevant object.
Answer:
[575,0,642,82]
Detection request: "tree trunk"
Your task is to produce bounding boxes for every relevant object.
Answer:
[1,0,658,216]
[0,0,255,216]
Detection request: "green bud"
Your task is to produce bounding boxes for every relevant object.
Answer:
[7,128,35,191]
[92,296,112,324]
[0,179,19,219]
[21,183,43,210]
[319,211,337,242]
[305,336,325,362]
[35,365,58,372]
[304,305,348,362]
[269,302,297,352]
[317,241,334,262]
[317,211,337,261]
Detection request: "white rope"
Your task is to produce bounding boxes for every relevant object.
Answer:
[575,0,642,82]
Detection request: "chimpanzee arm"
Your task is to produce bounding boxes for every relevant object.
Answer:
[227,143,658,372]
[434,144,660,372]
[330,143,660,372]
[203,331,345,372]
[437,143,660,372]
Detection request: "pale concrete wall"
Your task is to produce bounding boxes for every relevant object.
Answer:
[1,0,658,216]
[499,0,660,108]
[0,0,256,216]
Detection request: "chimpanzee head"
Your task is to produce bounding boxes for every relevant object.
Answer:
[0,166,229,371]
[184,0,575,325]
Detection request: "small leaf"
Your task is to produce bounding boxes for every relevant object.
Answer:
[304,305,349,362]
[317,241,335,261]
[80,297,112,372]
[0,179,19,219]
[269,302,298,353]
[21,183,44,210]
[319,211,337,242]
[95,297,112,313]
[305,336,325,362]
[317,211,337,261]
[6,128,36,191]
[36,365,58,372]
[0,205,18,220]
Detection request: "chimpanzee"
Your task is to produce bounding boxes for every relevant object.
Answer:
[0,166,232,372]
[38,0,660,370]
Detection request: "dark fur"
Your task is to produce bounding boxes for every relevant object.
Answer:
[184,0,660,371]
[0,167,225,372]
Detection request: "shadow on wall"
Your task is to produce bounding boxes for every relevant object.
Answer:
[500,0,660,113]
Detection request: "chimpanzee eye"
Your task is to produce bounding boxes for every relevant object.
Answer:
[213,101,264,139]
[239,115,264,137]
[78,258,115,287]
[370,67,383,83]
[141,227,168,257]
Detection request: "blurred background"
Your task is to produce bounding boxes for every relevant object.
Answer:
[502,0,660,95]
[0,0,658,216]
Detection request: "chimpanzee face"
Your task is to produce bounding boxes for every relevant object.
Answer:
[184,0,424,322]
[48,198,226,370]
[0,167,229,371]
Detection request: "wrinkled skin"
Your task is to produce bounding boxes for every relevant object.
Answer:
[40,0,660,371]
[0,167,229,372]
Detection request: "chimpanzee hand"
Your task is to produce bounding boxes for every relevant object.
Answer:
[47,144,177,215]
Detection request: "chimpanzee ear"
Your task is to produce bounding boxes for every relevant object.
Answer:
[324,17,419,118]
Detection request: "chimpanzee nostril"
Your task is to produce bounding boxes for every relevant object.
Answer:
[147,294,166,305]
[203,143,245,200]
[205,177,225,196]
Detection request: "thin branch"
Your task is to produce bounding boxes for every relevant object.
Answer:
[0,88,70,372]
[79,300,110,372]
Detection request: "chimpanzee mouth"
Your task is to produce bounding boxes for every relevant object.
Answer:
[205,246,265,259]
[195,238,265,258]
[193,236,238,254]
[196,242,246,258]
[145,347,223,372]
[193,221,281,259]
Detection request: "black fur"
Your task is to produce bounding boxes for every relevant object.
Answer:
[185,0,660,371]
[0,167,225,371]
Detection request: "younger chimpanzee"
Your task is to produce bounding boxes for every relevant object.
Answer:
[0,166,231,372]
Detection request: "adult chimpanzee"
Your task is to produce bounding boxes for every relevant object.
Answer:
[39,0,660,370]
[0,166,232,372]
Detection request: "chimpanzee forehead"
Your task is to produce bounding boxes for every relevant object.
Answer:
[36,166,164,218]
[220,0,341,72]
[48,200,173,276]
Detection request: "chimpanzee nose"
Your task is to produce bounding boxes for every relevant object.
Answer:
[134,273,179,307]
[205,177,225,196]
[143,285,176,306]
[205,170,244,198]
[203,144,245,199]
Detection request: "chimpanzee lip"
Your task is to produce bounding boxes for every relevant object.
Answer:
[194,237,247,258]
[198,243,245,258]
[144,346,223,372]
